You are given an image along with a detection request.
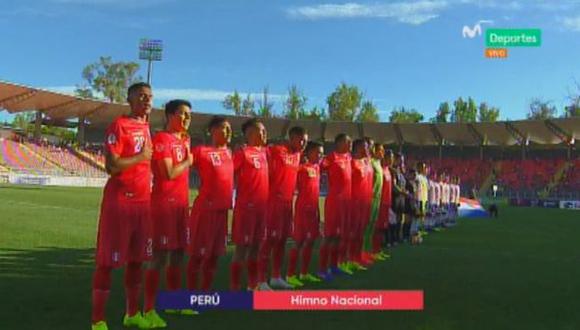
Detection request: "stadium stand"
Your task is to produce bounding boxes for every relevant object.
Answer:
[0,139,64,175]
[24,142,106,177]
[0,80,578,197]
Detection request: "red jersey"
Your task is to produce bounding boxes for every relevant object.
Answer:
[151,132,190,203]
[351,158,372,202]
[104,116,151,202]
[382,166,392,204]
[267,144,301,202]
[233,146,269,208]
[321,152,352,200]
[296,162,320,208]
[192,145,234,210]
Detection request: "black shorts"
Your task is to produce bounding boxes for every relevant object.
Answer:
[393,195,406,214]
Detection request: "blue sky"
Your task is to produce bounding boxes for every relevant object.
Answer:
[1,0,580,122]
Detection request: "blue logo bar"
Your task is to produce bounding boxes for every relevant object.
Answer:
[156,291,254,311]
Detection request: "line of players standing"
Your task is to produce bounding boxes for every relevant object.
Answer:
[90,83,461,330]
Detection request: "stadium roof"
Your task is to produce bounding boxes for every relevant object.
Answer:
[1,80,578,146]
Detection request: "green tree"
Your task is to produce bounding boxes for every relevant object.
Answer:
[284,85,307,120]
[257,87,274,118]
[431,102,450,123]
[527,98,557,120]
[76,56,141,103]
[389,106,423,123]
[356,101,380,122]
[299,106,327,121]
[12,112,35,133]
[478,102,500,122]
[223,90,243,115]
[327,82,363,121]
[451,97,477,122]
[242,93,256,116]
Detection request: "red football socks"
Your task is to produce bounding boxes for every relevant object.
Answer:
[124,263,142,316]
[144,269,160,312]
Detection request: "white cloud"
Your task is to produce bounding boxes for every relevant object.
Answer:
[50,0,172,9]
[561,15,580,31]
[286,1,449,25]
[156,88,287,102]
[43,86,286,102]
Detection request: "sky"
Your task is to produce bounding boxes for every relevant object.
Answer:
[1,0,580,122]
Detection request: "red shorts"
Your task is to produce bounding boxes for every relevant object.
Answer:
[265,199,293,241]
[293,203,320,242]
[232,205,266,246]
[187,201,228,258]
[95,197,153,268]
[151,198,188,251]
[375,202,391,230]
[324,197,350,238]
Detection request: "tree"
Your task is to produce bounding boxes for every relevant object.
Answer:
[76,56,141,103]
[451,97,477,122]
[242,93,256,116]
[356,101,380,122]
[431,102,450,123]
[527,98,557,120]
[257,87,274,118]
[223,90,243,115]
[284,85,307,120]
[478,102,500,122]
[389,106,424,123]
[327,82,363,121]
[12,112,35,133]
[299,106,327,121]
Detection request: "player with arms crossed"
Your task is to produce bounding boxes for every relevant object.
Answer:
[144,99,193,327]
[230,118,270,291]
[286,141,324,286]
[91,82,154,330]
[187,116,234,293]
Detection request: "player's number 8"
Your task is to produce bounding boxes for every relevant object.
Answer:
[175,148,184,162]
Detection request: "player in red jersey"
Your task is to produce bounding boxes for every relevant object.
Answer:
[286,141,324,286]
[259,126,306,289]
[91,82,154,330]
[187,116,234,292]
[342,138,372,273]
[318,133,352,280]
[230,118,270,291]
[143,100,193,326]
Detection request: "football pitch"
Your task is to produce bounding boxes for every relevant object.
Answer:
[1,185,579,330]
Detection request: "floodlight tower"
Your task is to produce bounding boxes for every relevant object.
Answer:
[139,38,163,85]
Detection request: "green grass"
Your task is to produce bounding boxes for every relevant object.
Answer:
[1,184,579,330]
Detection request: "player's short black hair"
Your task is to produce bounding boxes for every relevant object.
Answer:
[352,138,366,152]
[416,161,426,169]
[384,148,394,156]
[334,133,350,144]
[127,82,151,96]
[165,99,192,118]
[364,136,374,147]
[241,118,264,135]
[208,116,229,132]
[305,141,322,154]
[288,126,306,138]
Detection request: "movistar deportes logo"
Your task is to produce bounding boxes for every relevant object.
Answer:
[462,20,493,38]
